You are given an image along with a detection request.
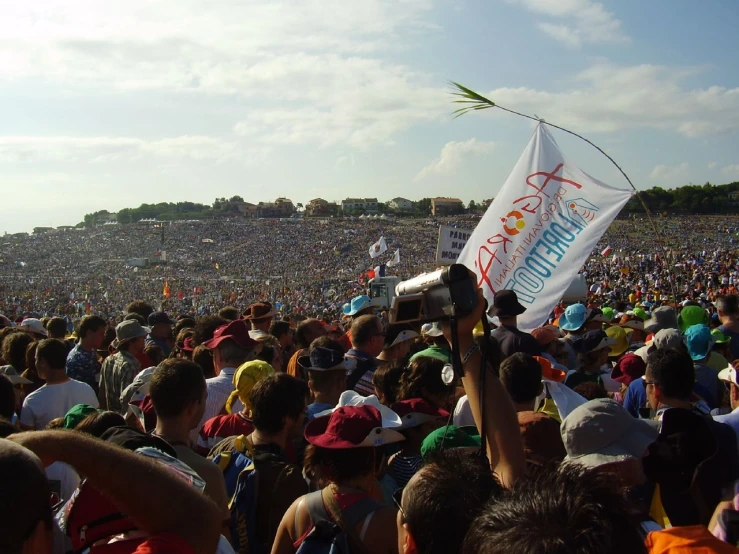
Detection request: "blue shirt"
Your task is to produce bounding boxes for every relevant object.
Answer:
[623,377,718,418]
[714,408,739,444]
[65,343,100,390]
[306,402,334,421]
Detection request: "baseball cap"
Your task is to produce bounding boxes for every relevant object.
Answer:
[561,398,658,467]
[532,327,559,347]
[19,318,48,337]
[718,364,739,386]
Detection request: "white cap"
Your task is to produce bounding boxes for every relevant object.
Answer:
[20,318,47,337]
[421,322,443,338]
[718,364,739,386]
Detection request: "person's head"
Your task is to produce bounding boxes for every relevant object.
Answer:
[114,320,148,354]
[397,357,455,412]
[462,463,647,554]
[147,312,174,341]
[350,314,385,357]
[716,294,739,323]
[0,375,15,420]
[244,302,276,332]
[249,373,308,440]
[125,300,154,321]
[0,439,54,554]
[372,360,405,406]
[149,359,207,430]
[174,317,196,336]
[218,306,240,321]
[35,339,70,380]
[294,318,327,349]
[191,315,227,347]
[123,312,146,326]
[531,327,560,356]
[225,360,275,415]
[573,330,614,371]
[45,318,67,340]
[499,353,543,410]
[645,347,695,410]
[269,320,294,351]
[398,449,502,554]
[144,345,165,367]
[77,316,107,349]
[301,342,347,401]
[192,344,216,379]
[381,324,418,361]
[1,332,34,372]
[203,320,260,373]
[74,411,126,438]
[255,334,284,372]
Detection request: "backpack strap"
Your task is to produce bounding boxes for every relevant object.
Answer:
[304,490,331,524]
[342,496,384,528]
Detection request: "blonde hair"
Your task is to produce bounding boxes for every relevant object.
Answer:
[225,360,275,414]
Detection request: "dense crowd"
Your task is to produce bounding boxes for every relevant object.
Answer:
[4,213,739,553]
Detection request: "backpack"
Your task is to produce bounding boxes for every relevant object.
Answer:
[295,489,382,554]
[55,480,144,554]
[212,435,265,554]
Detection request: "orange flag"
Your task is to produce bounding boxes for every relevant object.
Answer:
[163,281,171,298]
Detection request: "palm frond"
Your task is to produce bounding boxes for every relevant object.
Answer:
[449,81,496,118]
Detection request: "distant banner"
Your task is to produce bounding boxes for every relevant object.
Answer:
[458,123,632,330]
[436,225,473,264]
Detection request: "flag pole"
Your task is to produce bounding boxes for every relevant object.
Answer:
[450,82,677,306]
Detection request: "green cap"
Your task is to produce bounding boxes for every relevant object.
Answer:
[601,307,615,322]
[711,328,732,344]
[421,425,481,460]
[632,308,648,321]
[678,306,709,333]
[63,404,98,430]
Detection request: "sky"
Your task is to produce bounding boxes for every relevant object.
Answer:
[1,0,738,233]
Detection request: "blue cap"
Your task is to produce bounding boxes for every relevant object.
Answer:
[559,304,591,332]
[683,324,716,361]
[342,295,372,316]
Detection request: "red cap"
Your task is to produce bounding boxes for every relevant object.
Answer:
[531,327,559,347]
[611,353,646,385]
[304,405,404,449]
[202,320,257,350]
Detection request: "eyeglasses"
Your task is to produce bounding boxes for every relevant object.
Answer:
[392,488,407,521]
[644,381,656,387]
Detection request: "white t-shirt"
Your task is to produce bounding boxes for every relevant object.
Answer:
[20,379,99,430]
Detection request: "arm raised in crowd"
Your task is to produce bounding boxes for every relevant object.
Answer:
[9,430,221,554]
[443,285,525,487]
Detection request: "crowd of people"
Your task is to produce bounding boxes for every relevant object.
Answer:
[3,213,739,553]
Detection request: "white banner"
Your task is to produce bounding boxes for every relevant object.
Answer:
[436,225,473,264]
[458,123,632,330]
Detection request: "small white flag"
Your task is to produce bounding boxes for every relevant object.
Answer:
[387,249,400,267]
[369,236,388,259]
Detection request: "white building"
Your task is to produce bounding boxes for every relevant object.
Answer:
[389,197,414,212]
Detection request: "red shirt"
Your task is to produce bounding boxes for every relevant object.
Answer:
[196,412,254,456]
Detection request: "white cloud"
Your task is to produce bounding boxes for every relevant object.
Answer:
[484,62,739,137]
[0,135,263,165]
[649,162,689,183]
[722,165,739,180]
[507,0,629,47]
[414,139,495,182]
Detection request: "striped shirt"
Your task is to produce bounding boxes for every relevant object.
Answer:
[388,454,423,488]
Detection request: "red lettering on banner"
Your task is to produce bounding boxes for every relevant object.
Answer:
[475,245,501,293]
[514,163,584,214]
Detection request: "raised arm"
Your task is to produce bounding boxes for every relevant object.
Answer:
[443,285,525,487]
[10,430,221,554]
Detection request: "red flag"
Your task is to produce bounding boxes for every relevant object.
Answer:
[177,290,184,300]
[601,246,613,257]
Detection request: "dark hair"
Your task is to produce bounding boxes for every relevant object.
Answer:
[397,357,452,408]
[219,307,240,321]
[250,373,308,434]
[78,315,107,339]
[1,332,34,371]
[462,463,647,554]
[24,342,38,379]
[499,353,542,404]
[404,450,502,554]
[123,312,146,326]
[304,444,383,486]
[144,345,165,366]
[191,315,227,346]
[174,317,196,336]
[126,301,154,320]
[192,345,215,379]
[0,375,15,420]
[0,416,17,438]
[74,411,126,437]
[46,317,68,339]
[716,295,739,316]
[102,327,117,350]
[372,360,405,405]
[269,320,292,340]
[646,347,695,400]
[36,339,70,370]
[295,318,326,349]
[351,315,381,349]
[573,382,609,401]
[255,335,281,366]
[149,359,206,419]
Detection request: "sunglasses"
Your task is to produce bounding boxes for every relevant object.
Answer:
[392,488,407,521]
